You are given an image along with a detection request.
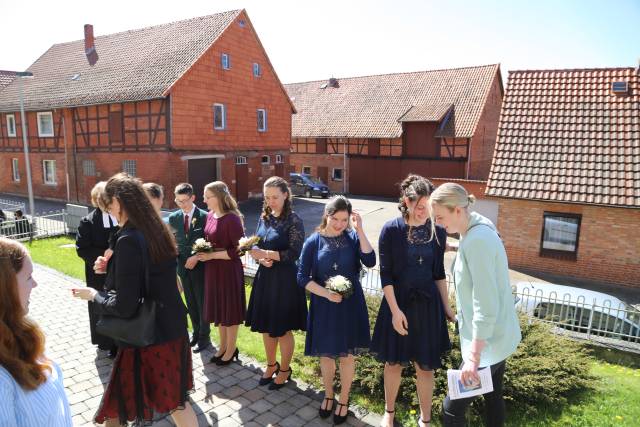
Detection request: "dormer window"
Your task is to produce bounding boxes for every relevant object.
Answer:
[611,81,628,94]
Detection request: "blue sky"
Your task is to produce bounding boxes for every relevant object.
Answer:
[1,0,638,83]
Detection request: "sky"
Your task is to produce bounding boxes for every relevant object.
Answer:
[0,0,639,84]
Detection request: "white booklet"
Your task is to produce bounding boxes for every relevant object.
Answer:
[447,368,494,400]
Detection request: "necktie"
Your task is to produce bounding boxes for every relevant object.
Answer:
[184,214,189,234]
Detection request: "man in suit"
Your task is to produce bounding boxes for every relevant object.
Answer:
[169,183,211,352]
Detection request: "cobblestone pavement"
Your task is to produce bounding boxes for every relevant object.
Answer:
[30,264,381,426]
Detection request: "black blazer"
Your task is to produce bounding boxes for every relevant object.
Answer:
[94,225,188,346]
[75,208,117,289]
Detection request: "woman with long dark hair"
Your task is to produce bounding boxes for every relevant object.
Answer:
[245,176,307,389]
[73,173,196,427]
[297,195,375,425]
[0,237,72,426]
[370,174,454,427]
[195,181,246,365]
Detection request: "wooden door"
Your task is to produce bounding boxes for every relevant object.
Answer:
[235,164,249,201]
[317,166,329,185]
[188,158,217,209]
[274,163,285,178]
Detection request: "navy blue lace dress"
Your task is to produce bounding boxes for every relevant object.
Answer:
[297,230,376,357]
[245,212,308,337]
[370,221,451,370]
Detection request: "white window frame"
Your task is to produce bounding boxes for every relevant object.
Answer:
[37,112,54,137]
[43,160,56,185]
[235,156,247,165]
[253,62,261,77]
[213,104,226,130]
[275,154,283,164]
[332,168,343,181]
[11,158,20,182]
[6,114,16,137]
[302,166,312,175]
[261,155,270,165]
[221,53,230,70]
[257,109,267,132]
[82,159,96,177]
[122,159,137,177]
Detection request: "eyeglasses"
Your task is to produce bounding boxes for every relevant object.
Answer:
[174,198,190,205]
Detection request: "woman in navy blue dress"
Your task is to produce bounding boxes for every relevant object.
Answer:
[370,175,455,427]
[297,196,375,425]
[246,177,307,390]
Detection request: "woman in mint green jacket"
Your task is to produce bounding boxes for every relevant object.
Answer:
[430,183,521,427]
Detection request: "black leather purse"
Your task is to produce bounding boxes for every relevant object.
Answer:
[96,230,157,347]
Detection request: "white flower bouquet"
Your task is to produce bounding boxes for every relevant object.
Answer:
[192,238,213,254]
[325,275,353,299]
[237,235,261,256]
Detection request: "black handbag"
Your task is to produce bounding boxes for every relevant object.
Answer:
[96,230,157,347]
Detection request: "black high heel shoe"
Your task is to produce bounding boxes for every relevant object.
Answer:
[268,367,292,390]
[333,400,350,425]
[215,348,239,366]
[209,349,226,364]
[259,361,280,386]
[318,396,334,419]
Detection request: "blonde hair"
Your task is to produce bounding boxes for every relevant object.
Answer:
[90,181,107,208]
[204,181,244,223]
[430,183,476,212]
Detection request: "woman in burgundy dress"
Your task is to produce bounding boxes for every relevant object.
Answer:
[195,181,246,365]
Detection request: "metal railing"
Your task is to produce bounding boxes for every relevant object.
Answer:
[0,198,25,213]
[0,210,69,241]
[514,288,640,344]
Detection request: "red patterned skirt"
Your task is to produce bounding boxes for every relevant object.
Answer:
[94,335,193,425]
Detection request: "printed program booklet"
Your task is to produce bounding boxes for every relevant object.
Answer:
[447,368,494,400]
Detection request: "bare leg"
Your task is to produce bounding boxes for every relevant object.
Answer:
[273,331,294,384]
[319,357,337,412]
[262,334,279,379]
[380,363,403,427]
[336,355,355,417]
[222,324,239,360]
[215,325,227,358]
[415,363,434,426]
[170,401,198,427]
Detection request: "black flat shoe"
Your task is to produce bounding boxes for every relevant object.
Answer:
[193,342,211,353]
[268,367,292,390]
[259,361,280,386]
[215,348,239,366]
[318,396,334,419]
[333,400,349,425]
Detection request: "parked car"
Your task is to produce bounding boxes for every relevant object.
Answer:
[289,173,330,198]
[513,281,640,341]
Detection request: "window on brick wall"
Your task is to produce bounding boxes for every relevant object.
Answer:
[83,159,96,177]
[332,168,343,181]
[235,156,247,165]
[540,212,581,260]
[37,112,54,137]
[261,155,270,164]
[213,104,226,130]
[302,166,311,175]
[6,114,16,137]
[122,160,137,177]
[257,109,267,132]
[221,53,230,70]
[253,63,261,77]
[12,158,19,181]
[275,154,283,164]
[43,160,56,184]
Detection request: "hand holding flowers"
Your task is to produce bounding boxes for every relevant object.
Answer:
[238,235,261,256]
[325,275,353,301]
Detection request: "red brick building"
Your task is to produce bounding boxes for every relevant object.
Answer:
[285,64,503,196]
[0,9,295,207]
[486,67,640,288]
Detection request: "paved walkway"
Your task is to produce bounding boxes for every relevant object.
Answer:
[31,264,381,426]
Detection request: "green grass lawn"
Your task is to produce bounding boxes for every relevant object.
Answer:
[26,236,640,426]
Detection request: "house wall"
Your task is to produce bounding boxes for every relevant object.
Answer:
[495,197,640,288]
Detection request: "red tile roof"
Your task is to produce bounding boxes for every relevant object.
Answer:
[487,67,640,208]
[0,10,242,112]
[285,64,500,139]
[398,103,452,123]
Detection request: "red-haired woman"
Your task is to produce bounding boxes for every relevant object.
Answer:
[0,237,72,426]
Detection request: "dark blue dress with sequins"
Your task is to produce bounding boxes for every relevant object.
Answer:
[245,212,308,338]
[297,230,376,357]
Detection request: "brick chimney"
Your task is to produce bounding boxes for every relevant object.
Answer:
[84,24,99,66]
